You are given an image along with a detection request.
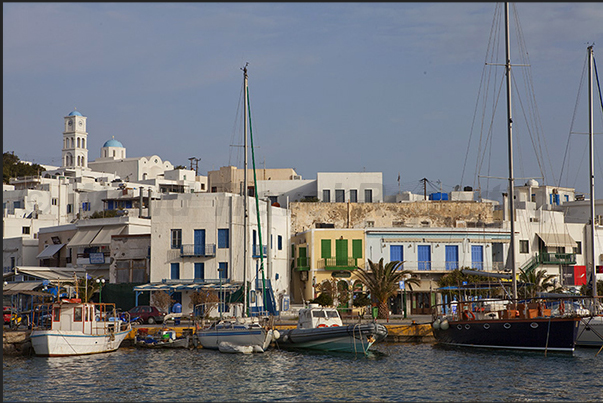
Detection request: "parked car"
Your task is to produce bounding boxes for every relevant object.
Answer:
[127,306,166,324]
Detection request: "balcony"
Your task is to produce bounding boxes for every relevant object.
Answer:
[180,244,216,257]
[295,257,310,271]
[317,257,358,271]
[538,252,576,265]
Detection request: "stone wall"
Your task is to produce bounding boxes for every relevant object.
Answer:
[290,201,497,234]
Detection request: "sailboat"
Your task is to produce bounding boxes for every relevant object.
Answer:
[431,2,580,353]
[575,45,603,348]
[195,64,278,353]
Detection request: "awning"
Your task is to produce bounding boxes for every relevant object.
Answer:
[36,244,66,259]
[3,281,44,292]
[91,226,125,245]
[67,227,103,247]
[133,281,242,293]
[536,233,577,248]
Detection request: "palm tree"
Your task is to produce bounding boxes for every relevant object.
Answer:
[518,268,558,298]
[354,258,420,320]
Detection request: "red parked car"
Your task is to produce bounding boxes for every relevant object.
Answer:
[127,306,166,324]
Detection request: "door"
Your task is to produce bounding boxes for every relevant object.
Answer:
[390,245,403,269]
[471,245,484,270]
[335,239,348,267]
[417,245,431,271]
[411,292,432,315]
[194,229,205,256]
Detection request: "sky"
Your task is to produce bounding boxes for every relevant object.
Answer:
[4,2,603,199]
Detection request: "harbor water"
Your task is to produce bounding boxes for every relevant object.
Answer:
[3,342,603,402]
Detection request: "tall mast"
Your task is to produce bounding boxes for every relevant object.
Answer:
[243,63,249,316]
[588,46,598,297]
[505,2,518,300]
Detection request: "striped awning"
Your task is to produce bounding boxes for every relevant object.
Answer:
[536,233,577,248]
[133,281,242,293]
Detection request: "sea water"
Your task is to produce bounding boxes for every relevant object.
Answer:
[3,343,603,402]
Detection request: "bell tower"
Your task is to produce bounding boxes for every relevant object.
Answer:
[62,109,89,168]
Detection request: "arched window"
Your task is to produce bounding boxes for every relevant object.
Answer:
[77,156,81,166]
[82,139,85,149]
[81,156,85,166]
[104,150,107,158]
[77,138,80,148]
[71,138,75,148]
[113,150,116,157]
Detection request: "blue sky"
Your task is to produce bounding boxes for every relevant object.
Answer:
[4,2,603,198]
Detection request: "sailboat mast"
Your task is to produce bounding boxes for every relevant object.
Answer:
[243,63,249,315]
[505,2,518,300]
[588,46,598,297]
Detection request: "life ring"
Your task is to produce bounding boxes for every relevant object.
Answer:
[331,324,339,327]
[464,310,476,320]
[317,324,327,328]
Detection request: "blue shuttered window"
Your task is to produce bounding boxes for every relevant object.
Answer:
[194,263,204,280]
[218,262,228,279]
[417,245,431,271]
[390,245,404,270]
[445,245,459,270]
[218,229,229,248]
[171,263,180,279]
[471,245,484,270]
[194,229,205,255]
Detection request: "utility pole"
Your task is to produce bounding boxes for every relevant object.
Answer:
[421,178,428,200]
[194,158,201,176]
[188,157,196,171]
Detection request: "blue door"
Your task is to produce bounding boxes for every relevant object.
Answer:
[194,229,205,256]
[390,245,404,270]
[417,245,431,271]
[471,245,484,270]
[445,245,459,270]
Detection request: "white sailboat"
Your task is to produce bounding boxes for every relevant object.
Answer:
[195,64,278,353]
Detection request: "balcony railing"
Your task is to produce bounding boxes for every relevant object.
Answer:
[295,257,310,271]
[252,245,267,258]
[538,252,576,265]
[180,244,216,257]
[317,257,358,271]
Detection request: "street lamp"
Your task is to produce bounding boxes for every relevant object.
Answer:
[96,278,106,303]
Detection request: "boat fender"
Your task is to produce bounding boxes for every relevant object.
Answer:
[432,319,441,330]
[440,320,449,330]
[272,330,280,340]
[464,310,476,320]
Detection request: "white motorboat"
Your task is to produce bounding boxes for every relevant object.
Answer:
[276,304,388,354]
[30,299,131,357]
[196,317,277,352]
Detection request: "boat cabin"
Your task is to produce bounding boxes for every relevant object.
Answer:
[298,304,343,329]
[33,299,124,334]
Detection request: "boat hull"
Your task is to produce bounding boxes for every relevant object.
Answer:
[276,323,388,354]
[576,316,603,347]
[196,328,274,352]
[30,329,130,357]
[432,317,579,352]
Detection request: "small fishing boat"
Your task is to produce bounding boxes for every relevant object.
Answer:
[275,304,388,354]
[196,317,277,352]
[30,299,131,357]
[135,328,191,349]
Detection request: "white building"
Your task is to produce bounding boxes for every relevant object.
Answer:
[146,192,291,315]
[317,172,383,203]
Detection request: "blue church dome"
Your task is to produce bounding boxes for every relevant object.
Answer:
[68,110,83,116]
[103,138,124,148]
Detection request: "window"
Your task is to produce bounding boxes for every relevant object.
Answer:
[52,198,58,206]
[13,200,22,209]
[520,240,529,254]
[352,239,363,259]
[574,241,582,255]
[218,262,228,279]
[74,307,83,322]
[445,245,459,270]
[417,245,431,271]
[194,263,205,280]
[364,189,373,203]
[350,189,358,203]
[321,239,331,259]
[278,235,283,250]
[335,189,345,202]
[66,204,73,214]
[471,245,484,270]
[22,227,30,235]
[390,245,403,269]
[171,263,180,280]
[323,189,331,202]
[82,202,91,211]
[171,229,182,249]
[218,229,229,248]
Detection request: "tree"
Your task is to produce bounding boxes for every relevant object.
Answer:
[189,290,219,320]
[313,278,350,308]
[354,258,420,320]
[579,280,603,297]
[518,268,558,299]
[3,151,46,184]
[67,275,103,302]
[151,291,174,313]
